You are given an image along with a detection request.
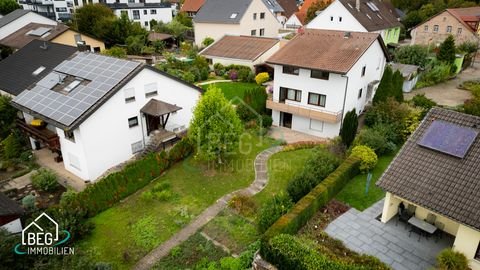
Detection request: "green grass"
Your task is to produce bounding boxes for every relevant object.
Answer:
[202,210,259,254]
[78,133,277,269]
[153,233,228,270]
[253,149,315,205]
[335,153,397,211]
[202,82,258,101]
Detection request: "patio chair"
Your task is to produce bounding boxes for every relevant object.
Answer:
[435,221,445,242]
[396,203,412,229]
[425,213,436,225]
[408,226,423,242]
[406,204,416,216]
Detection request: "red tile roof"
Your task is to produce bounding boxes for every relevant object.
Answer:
[200,35,279,61]
[267,29,387,74]
[181,0,205,12]
[447,7,480,32]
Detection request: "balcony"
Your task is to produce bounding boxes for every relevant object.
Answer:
[266,98,342,123]
[16,119,60,152]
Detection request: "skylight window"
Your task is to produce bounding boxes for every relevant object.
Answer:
[366,2,379,12]
[230,13,238,19]
[64,79,82,92]
[366,14,372,20]
[32,66,46,76]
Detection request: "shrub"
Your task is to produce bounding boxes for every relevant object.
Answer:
[263,156,360,240]
[46,205,93,241]
[228,194,257,217]
[60,190,77,207]
[22,194,36,210]
[282,141,324,152]
[220,240,260,270]
[436,248,469,270]
[340,109,358,147]
[394,45,429,68]
[1,133,22,160]
[457,41,478,55]
[228,69,238,81]
[257,193,293,233]
[238,68,251,82]
[181,71,195,83]
[202,37,214,47]
[350,145,378,173]
[255,72,270,85]
[31,169,59,191]
[261,115,273,128]
[286,148,339,202]
[416,62,452,88]
[411,93,437,112]
[437,35,456,64]
[354,127,395,155]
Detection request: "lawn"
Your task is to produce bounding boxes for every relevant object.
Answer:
[201,82,258,101]
[253,148,315,205]
[78,133,277,269]
[335,152,397,211]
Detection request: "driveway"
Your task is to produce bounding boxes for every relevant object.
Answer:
[325,200,454,270]
[404,63,480,107]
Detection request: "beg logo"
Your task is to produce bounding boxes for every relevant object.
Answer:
[14,212,74,255]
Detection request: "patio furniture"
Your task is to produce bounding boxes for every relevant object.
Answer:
[407,204,417,216]
[425,213,436,225]
[408,216,437,241]
[435,221,445,242]
[396,203,412,229]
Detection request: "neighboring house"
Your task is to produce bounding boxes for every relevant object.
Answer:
[193,0,283,47]
[0,192,24,234]
[0,10,55,40]
[377,108,480,270]
[0,22,105,52]
[266,29,388,138]
[180,0,206,17]
[199,35,280,70]
[410,7,480,47]
[11,53,202,182]
[0,40,77,97]
[17,0,56,20]
[285,0,324,30]
[107,2,173,30]
[307,0,402,45]
[390,63,419,93]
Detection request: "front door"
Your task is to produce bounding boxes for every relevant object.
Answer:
[281,112,292,129]
[146,114,160,135]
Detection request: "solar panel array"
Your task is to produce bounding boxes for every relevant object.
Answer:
[418,120,479,158]
[14,53,140,128]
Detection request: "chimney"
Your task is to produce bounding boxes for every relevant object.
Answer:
[356,0,360,11]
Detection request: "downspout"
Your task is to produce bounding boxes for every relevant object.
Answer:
[340,74,349,132]
[140,113,146,149]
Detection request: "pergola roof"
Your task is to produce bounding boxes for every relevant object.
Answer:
[141,99,182,117]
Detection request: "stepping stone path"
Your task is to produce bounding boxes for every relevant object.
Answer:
[134,146,283,270]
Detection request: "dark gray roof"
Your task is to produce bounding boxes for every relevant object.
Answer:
[193,0,252,24]
[0,9,29,28]
[377,108,480,231]
[338,0,402,31]
[106,2,171,10]
[141,99,182,117]
[0,192,24,216]
[0,40,77,96]
[12,53,141,129]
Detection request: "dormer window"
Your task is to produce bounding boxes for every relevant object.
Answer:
[32,66,46,76]
[230,13,238,19]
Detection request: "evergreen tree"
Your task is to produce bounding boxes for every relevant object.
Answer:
[373,66,393,104]
[340,109,358,147]
[392,70,404,102]
[437,35,456,64]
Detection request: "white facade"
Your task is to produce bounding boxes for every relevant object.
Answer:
[1,218,23,234]
[284,13,302,29]
[24,68,200,182]
[112,5,172,30]
[270,40,386,138]
[194,0,282,46]
[0,11,56,39]
[19,0,56,20]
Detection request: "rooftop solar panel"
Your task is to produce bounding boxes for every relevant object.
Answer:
[418,120,478,158]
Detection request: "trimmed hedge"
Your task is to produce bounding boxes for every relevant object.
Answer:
[262,156,360,240]
[64,137,193,217]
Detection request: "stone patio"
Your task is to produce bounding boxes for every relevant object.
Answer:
[268,126,327,144]
[325,200,454,270]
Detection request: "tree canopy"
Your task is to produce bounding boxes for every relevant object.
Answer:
[0,0,20,15]
[437,35,456,64]
[340,109,358,147]
[373,66,404,104]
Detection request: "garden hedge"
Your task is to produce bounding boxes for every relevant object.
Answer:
[65,137,193,217]
[262,156,360,241]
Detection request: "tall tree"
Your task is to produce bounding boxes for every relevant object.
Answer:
[437,35,456,64]
[188,86,243,163]
[0,95,17,140]
[373,66,393,104]
[340,109,358,147]
[392,70,405,102]
[72,4,115,39]
[0,0,20,15]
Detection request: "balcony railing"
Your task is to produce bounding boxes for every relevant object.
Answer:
[16,119,60,152]
[266,98,342,123]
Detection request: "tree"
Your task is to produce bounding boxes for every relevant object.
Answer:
[437,35,456,64]
[340,109,358,147]
[0,95,17,140]
[101,46,127,58]
[373,66,393,104]
[392,70,404,102]
[202,37,214,47]
[394,45,429,68]
[0,0,20,15]
[73,4,115,39]
[188,86,243,163]
[351,145,378,173]
[305,0,332,24]
[126,35,145,55]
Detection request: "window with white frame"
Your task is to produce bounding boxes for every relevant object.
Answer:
[446,26,452,33]
[457,27,462,35]
[424,25,428,32]
[339,16,342,22]
[281,87,301,102]
[309,119,324,132]
[308,92,326,107]
[260,12,265,19]
[259,28,265,36]
[283,65,299,75]
[144,82,158,98]
[133,10,140,20]
[311,70,329,80]
[358,88,363,99]
[124,88,135,103]
[361,66,366,77]
[251,29,256,36]
[151,9,156,14]
[330,16,333,21]
[433,25,439,32]
[253,13,257,20]
[143,10,147,15]
[128,116,139,128]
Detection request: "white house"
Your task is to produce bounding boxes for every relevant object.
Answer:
[199,35,280,70]
[306,0,402,45]
[107,1,173,30]
[12,53,201,182]
[193,0,283,47]
[0,10,56,40]
[266,29,388,138]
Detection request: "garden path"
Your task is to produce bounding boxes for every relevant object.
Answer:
[134,146,283,270]
[196,79,232,86]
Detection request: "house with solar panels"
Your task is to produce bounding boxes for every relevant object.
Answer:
[11,52,202,182]
[377,108,480,270]
[306,0,402,45]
